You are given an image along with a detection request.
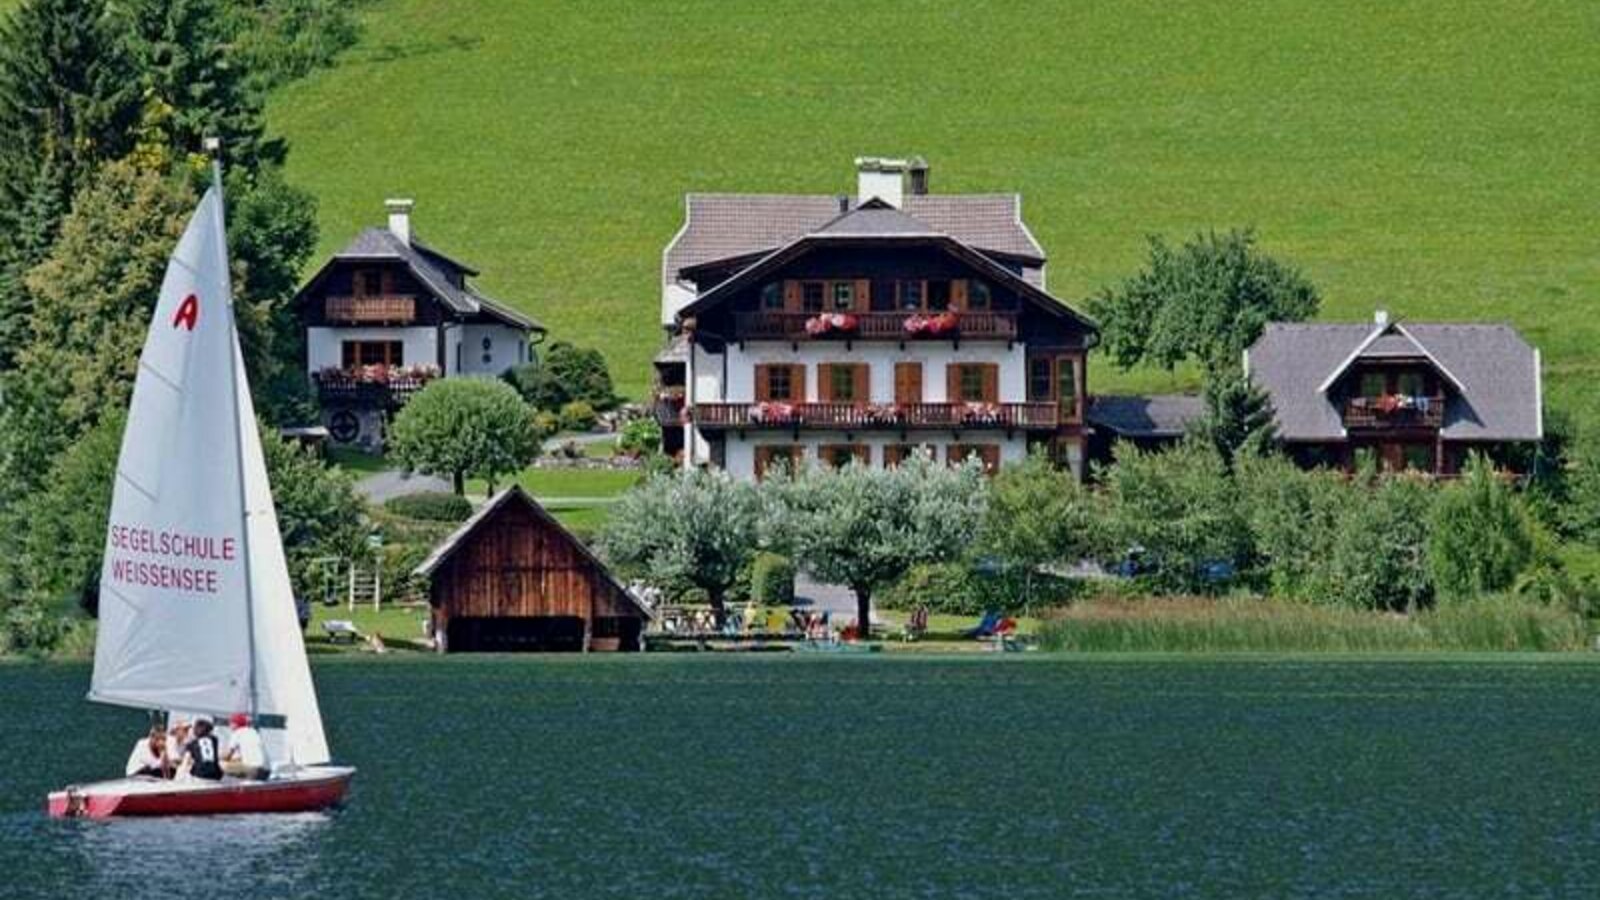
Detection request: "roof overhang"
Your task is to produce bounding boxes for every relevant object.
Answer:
[1315,322,1467,395]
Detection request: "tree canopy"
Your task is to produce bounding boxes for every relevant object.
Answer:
[389,378,543,495]
[1090,228,1318,377]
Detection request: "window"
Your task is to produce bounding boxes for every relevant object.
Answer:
[819,363,867,402]
[884,444,935,467]
[1396,371,1425,397]
[968,280,991,310]
[832,282,854,311]
[755,445,803,480]
[948,363,997,403]
[1057,358,1078,419]
[341,340,403,368]
[760,282,784,310]
[953,364,989,403]
[757,364,800,402]
[1360,372,1387,398]
[1402,444,1433,472]
[927,280,950,311]
[871,280,897,312]
[358,269,383,297]
[948,444,1001,473]
[1028,358,1053,401]
[899,280,923,311]
[801,282,825,313]
[819,444,868,469]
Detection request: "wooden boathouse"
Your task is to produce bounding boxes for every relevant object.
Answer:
[413,486,651,652]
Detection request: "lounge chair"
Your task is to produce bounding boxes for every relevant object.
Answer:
[963,610,1002,639]
[322,620,362,643]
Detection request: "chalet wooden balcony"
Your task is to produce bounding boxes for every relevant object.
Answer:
[313,367,438,408]
[690,401,1059,431]
[324,295,418,324]
[1343,395,1445,429]
[731,311,1018,342]
[652,392,686,426]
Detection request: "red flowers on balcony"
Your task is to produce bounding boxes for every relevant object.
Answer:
[903,312,960,336]
[314,364,441,386]
[750,401,802,425]
[804,313,859,336]
[960,402,1002,425]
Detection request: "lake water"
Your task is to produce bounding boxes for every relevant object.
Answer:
[5,655,1600,898]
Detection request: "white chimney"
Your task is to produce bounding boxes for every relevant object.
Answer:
[1374,308,1390,326]
[855,157,908,207]
[386,198,414,245]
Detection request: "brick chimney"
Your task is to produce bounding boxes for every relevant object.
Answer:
[386,198,414,245]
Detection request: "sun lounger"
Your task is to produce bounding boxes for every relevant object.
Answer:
[901,605,930,642]
[322,620,363,643]
[963,610,1002,639]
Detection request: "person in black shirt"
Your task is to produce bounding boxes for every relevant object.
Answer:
[183,718,224,781]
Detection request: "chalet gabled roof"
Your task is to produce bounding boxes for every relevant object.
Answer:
[301,227,543,332]
[412,486,653,620]
[662,193,1047,286]
[675,221,1096,333]
[1248,321,1541,442]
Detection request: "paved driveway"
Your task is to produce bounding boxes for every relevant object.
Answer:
[353,470,452,504]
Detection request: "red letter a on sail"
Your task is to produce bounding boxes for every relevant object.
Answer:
[173,294,200,331]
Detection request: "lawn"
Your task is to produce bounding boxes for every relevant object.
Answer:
[267,1,1599,411]
[471,466,642,499]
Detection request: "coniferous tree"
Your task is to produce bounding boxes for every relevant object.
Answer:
[1190,369,1279,469]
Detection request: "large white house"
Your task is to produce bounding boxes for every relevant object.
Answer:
[294,200,542,447]
[655,158,1098,480]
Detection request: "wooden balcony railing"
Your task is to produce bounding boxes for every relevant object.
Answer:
[324,295,418,324]
[313,369,436,407]
[690,401,1059,430]
[1343,395,1445,429]
[731,311,1018,341]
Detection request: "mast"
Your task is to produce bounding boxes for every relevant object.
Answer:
[207,136,259,723]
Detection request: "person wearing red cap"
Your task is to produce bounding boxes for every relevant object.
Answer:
[221,712,267,780]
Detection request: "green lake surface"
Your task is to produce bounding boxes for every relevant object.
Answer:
[6,655,1600,898]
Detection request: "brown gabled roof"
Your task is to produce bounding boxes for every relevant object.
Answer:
[663,193,1046,285]
[413,486,653,619]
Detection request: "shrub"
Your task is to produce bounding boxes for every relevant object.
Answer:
[1236,454,1346,599]
[1319,473,1436,611]
[617,417,662,458]
[1429,455,1538,602]
[750,552,795,606]
[385,491,474,523]
[534,410,560,437]
[1097,440,1250,594]
[1,604,68,657]
[560,400,598,433]
[880,563,986,615]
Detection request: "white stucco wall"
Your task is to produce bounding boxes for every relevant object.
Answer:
[306,326,439,372]
[459,324,527,375]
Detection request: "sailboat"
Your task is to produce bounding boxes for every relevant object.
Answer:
[47,152,354,818]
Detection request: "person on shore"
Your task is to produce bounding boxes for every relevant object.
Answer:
[124,727,171,779]
[221,713,267,780]
[181,717,223,781]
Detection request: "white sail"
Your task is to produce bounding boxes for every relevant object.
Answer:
[89,185,331,768]
[233,334,330,766]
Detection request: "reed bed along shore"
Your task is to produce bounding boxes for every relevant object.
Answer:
[1037,596,1590,653]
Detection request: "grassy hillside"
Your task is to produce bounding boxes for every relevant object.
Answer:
[268,1,1600,404]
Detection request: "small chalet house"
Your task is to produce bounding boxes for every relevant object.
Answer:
[656,158,1098,479]
[1247,312,1542,474]
[294,199,543,447]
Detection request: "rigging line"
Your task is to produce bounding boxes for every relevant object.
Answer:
[137,359,185,394]
[114,470,158,504]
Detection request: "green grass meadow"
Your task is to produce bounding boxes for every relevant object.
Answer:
[268,1,1600,405]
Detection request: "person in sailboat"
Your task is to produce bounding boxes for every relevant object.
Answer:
[168,717,192,759]
[222,713,268,780]
[179,717,224,781]
[124,727,172,779]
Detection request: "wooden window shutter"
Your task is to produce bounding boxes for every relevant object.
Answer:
[852,363,869,402]
[792,364,808,402]
[851,444,869,465]
[946,364,961,402]
[980,446,1000,472]
[755,364,773,402]
[981,364,999,403]
[754,446,773,480]
[895,362,922,403]
[817,364,834,402]
[854,280,870,312]
[951,279,968,311]
[783,280,800,312]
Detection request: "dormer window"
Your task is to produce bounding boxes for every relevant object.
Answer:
[1360,372,1386,398]
[899,280,923,311]
[831,282,854,311]
[1397,371,1425,397]
[927,280,950,311]
[358,269,383,297]
[801,282,825,313]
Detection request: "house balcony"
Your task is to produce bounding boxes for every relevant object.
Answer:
[1343,395,1445,430]
[690,401,1059,431]
[313,366,439,408]
[731,311,1018,342]
[324,295,418,324]
[652,391,686,426]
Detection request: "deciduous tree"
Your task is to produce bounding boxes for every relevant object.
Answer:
[1090,228,1318,377]
[599,469,763,626]
[1429,455,1537,601]
[389,378,543,495]
[982,451,1099,612]
[1098,441,1251,594]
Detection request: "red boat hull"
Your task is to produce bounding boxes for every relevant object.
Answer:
[47,768,353,819]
